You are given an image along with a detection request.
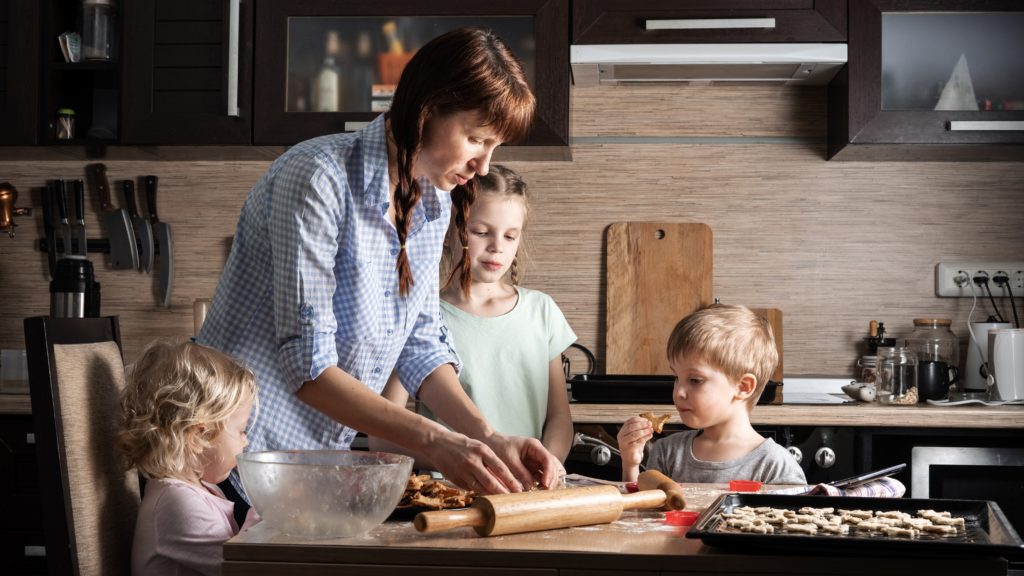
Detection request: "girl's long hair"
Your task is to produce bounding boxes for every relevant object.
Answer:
[387,26,534,296]
[443,164,529,297]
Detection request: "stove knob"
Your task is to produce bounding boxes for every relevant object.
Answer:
[787,445,803,464]
[814,446,836,469]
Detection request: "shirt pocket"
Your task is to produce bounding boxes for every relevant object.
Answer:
[334,256,383,342]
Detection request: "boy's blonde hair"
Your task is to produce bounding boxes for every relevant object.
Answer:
[666,305,778,409]
[119,340,257,481]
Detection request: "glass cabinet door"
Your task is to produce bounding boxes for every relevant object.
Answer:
[254,1,568,147]
[829,0,1024,160]
[881,13,1024,114]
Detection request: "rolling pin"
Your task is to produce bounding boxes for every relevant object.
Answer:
[638,469,686,510]
[414,485,667,537]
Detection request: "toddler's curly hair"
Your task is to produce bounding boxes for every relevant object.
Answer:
[119,340,257,481]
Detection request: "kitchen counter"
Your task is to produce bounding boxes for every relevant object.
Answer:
[571,402,1024,429]
[223,484,1008,575]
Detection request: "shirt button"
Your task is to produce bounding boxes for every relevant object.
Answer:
[384,290,391,298]
[373,367,382,375]
[386,329,394,336]
[390,248,399,256]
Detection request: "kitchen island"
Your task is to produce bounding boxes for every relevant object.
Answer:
[223,484,1009,575]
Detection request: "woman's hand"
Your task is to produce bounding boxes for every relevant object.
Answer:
[484,432,564,491]
[421,430,521,494]
[616,416,653,483]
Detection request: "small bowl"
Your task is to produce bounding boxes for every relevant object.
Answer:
[237,450,414,539]
[664,510,700,527]
[728,480,762,492]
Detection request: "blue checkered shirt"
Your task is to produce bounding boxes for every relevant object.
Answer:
[197,115,459,495]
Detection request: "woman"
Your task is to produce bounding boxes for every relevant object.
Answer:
[197,27,560,504]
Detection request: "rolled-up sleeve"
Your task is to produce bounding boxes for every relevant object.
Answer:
[268,152,344,390]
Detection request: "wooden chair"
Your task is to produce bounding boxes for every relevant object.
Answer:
[24,316,139,576]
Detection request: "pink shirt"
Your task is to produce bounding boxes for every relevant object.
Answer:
[131,477,258,576]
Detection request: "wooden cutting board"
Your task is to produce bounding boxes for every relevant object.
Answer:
[605,222,713,375]
[751,307,784,404]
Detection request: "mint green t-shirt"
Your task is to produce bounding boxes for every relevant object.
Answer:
[422,287,576,440]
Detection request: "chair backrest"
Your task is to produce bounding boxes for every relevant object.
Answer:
[24,316,140,576]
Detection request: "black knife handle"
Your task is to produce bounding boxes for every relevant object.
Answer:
[73,180,85,222]
[121,180,139,218]
[90,163,112,211]
[41,182,55,229]
[54,179,68,223]
[144,175,160,224]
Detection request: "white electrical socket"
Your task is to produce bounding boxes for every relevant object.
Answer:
[935,262,1024,297]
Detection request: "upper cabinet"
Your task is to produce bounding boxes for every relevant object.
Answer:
[573,0,847,44]
[829,0,1024,160]
[0,0,39,145]
[121,0,253,144]
[252,0,568,147]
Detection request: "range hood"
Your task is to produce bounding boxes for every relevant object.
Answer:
[571,44,847,87]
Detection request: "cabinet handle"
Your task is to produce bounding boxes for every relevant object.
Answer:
[646,18,776,31]
[948,121,1024,131]
[226,0,241,117]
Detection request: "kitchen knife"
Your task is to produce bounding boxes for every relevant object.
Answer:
[73,180,87,257]
[145,175,173,307]
[122,179,154,272]
[89,163,139,270]
[41,183,57,277]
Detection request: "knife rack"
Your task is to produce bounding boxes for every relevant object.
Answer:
[38,237,164,255]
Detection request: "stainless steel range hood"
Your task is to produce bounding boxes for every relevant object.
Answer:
[571,44,847,87]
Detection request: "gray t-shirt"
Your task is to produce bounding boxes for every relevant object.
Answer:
[646,430,806,485]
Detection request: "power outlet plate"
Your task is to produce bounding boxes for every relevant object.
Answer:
[935,262,1024,297]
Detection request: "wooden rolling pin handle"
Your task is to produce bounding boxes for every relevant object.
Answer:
[621,488,667,510]
[414,507,487,533]
[638,470,687,510]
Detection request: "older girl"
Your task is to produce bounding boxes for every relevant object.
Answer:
[197,26,559,499]
[119,340,258,576]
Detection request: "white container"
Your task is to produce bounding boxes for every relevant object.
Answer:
[965,320,1011,392]
[989,329,1024,402]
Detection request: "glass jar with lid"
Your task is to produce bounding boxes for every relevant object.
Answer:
[81,0,116,61]
[906,318,959,367]
[875,346,918,405]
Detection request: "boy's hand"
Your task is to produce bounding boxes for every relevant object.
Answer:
[616,416,653,482]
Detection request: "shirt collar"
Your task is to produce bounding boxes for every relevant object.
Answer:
[359,114,442,223]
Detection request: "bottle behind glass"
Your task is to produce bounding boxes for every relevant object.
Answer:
[81,0,115,61]
[314,30,342,112]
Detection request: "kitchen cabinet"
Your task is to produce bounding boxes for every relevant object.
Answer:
[0,0,40,145]
[0,414,46,575]
[828,0,1024,160]
[121,0,253,144]
[252,0,569,147]
[572,0,847,44]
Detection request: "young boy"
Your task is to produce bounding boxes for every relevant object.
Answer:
[617,305,806,485]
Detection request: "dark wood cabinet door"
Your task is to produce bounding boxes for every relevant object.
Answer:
[121,0,253,144]
[829,0,1024,160]
[252,0,568,147]
[0,0,39,144]
[573,0,847,44]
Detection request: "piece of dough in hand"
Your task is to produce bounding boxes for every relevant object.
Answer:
[639,412,671,434]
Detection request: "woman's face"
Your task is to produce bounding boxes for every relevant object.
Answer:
[416,110,503,191]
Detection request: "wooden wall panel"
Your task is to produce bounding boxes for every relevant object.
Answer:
[2,85,1023,380]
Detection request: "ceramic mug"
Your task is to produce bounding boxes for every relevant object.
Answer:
[917,360,958,402]
[989,329,1024,402]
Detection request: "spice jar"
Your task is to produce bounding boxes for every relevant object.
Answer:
[875,347,918,405]
[56,108,76,140]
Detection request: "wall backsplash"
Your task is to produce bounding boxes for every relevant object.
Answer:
[2,85,1022,379]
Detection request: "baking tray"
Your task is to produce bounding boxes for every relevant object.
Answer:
[686,493,1024,558]
[569,374,780,405]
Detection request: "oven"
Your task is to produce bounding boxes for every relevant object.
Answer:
[860,427,1024,559]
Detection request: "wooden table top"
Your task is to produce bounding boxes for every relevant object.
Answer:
[223,484,1010,575]
[571,402,1024,429]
